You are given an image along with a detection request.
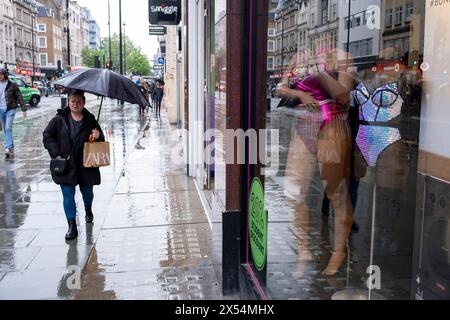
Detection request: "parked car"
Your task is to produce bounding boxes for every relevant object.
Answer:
[32,80,48,97]
[9,75,41,107]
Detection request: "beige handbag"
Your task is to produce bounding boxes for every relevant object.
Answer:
[83,141,110,168]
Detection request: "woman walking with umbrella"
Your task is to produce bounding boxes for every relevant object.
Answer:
[46,68,151,240]
[43,90,104,240]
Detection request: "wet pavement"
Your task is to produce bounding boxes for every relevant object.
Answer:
[0,96,223,300]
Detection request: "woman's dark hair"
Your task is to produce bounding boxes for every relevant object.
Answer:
[68,90,86,103]
[0,67,9,79]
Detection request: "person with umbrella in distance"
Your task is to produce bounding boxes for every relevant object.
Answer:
[43,90,105,241]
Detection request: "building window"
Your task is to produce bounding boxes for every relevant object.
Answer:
[16,8,22,21]
[38,36,47,48]
[395,6,403,26]
[345,38,374,58]
[268,40,275,52]
[39,53,48,67]
[268,28,275,37]
[385,9,393,28]
[37,24,46,33]
[405,3,413,23]
[23,13,30,25]
[16,27,22,40]
[322,0,329,25]
[267,57,274,70]
[355,14,362,27]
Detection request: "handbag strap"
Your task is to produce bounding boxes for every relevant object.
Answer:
[65,129,84,160]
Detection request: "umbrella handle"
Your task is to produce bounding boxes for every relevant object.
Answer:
[97,96,104,122]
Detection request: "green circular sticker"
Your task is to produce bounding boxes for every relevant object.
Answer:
[249,177,267,271]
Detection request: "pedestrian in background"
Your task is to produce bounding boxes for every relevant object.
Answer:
[139,78,150,115]
[0,66,27,157]
[154,82,164,115]
[43,90,105,241]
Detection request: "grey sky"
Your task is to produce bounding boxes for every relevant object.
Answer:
[75,0,159,63]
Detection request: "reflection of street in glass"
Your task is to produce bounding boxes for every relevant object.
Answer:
[279,49,354,277]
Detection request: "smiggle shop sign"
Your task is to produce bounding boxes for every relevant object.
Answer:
[149,0,181,25]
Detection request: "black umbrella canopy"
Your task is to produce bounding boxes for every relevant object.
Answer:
[52,68,151,107]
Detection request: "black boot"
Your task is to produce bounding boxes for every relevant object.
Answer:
[65,218,78,241]
[85,207,94,223]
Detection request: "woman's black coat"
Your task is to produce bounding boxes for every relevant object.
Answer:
[43,107,105,186]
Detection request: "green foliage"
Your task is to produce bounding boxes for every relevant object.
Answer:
[81,33,151,76]
[81,47,103,68]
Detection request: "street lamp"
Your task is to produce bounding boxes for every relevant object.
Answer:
[66,0,71,67]
[108,0,112,69]
[31,12,36,86]
[118,0,123,75]
[123,22,126,75]
[346,0,355,67]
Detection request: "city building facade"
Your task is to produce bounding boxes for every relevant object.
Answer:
[36,0,64,79]
[0,0,16,67]
[13,0,40,77]
[87,9,100,49]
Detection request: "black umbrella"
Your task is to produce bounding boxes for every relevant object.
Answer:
[52,68,151,119]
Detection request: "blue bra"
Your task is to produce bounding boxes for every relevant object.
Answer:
[353,82,403,166]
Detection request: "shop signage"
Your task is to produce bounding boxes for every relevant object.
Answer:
[249,177,267,271]
[14,60,41,77]
[149,25,167,35]
[372,61,404,74]
[148,0,181,26]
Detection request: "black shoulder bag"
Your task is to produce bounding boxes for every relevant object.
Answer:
[50,130,83,175]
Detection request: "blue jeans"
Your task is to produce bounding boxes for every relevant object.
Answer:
[60,185,94,219]
[0,108,16,150]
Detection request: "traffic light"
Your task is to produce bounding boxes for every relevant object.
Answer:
[94,56,101,69]
[105,60,113,70]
